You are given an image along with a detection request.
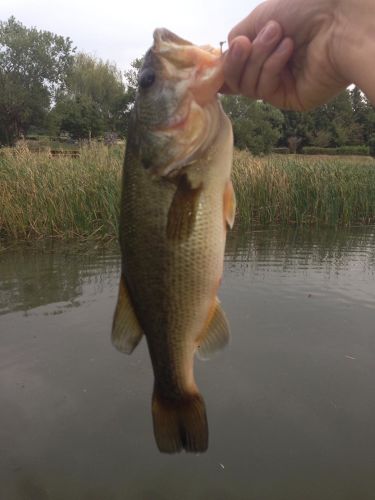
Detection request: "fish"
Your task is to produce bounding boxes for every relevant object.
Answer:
[112,28,236,453]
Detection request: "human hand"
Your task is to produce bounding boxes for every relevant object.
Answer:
[222,0,352,111]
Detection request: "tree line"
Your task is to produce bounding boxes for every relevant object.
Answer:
[1,17,374,154]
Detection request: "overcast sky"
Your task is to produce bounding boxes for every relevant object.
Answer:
[1,0,261,71]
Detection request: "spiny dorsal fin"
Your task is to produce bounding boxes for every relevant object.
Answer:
[196,299,230,360]
[223,179,236,229]
[112,274,143,354]
[166,174,202,242]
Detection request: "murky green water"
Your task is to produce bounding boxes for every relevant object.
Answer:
[1,227,375,500]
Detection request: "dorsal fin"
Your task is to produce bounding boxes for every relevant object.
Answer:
[196,299,230,360]
[112,274,143,354]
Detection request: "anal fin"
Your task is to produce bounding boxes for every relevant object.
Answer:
[111,274,143,354]
[196,299,230,360]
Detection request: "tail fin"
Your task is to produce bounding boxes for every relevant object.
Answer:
[152,389,208,453]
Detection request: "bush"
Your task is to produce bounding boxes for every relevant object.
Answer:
[337,146,370,155]
[369,136,375,158]
[221,96,284,155]
[302,146,370,156]
[272,147,290,154]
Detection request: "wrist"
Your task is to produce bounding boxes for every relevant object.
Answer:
[332,0,375,102]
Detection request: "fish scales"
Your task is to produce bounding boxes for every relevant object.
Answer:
[121,136,228,392]
[112,28,235,453]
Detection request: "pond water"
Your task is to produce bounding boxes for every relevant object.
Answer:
[1,226,375,500]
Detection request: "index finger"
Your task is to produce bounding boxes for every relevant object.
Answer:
[228,1,270,42]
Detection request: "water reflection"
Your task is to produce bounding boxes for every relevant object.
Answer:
[1,226,375,315]
[226,225,375,270]
[0,242,120,316]
[225,226,375,309]
[1,227,375,500]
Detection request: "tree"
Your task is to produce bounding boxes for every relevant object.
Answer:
[50,53,127,139]
[326,90,358,146]
[122,57,144,136]
[350,86,375,145]
[369,135,375,158]
[304,90,358,147]
[281,110,314,150]
[51,95,105,140]
[288,89,364,148]
[0,16,74,145]
[308,129,332,148]
[222,96,284,155]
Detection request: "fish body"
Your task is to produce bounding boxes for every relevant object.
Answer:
[112,29,235,453]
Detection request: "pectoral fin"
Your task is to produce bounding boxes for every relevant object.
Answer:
[112,274,143,354]
[223,180,236,229]
[196,299,230,360]
[167,175,202,241]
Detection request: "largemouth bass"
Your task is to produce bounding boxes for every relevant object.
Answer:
[112,28,235,453]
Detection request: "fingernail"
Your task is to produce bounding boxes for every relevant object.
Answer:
[259,21,279,43]
[229,41,244,61]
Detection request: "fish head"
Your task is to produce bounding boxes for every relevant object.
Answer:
[134,28,224,177]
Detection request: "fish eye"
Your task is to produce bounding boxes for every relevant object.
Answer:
[139,68,156,89]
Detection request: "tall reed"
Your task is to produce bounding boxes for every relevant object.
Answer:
[232,150,375,226]
[1,145,375,240]
[0,145,122,240]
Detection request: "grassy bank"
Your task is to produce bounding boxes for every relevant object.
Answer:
[233,151,375,226]
[0,145,122,240]
[1,145,375,240]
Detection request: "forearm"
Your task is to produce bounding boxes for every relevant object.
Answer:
[348,35,375,105]
[334,0,375,104]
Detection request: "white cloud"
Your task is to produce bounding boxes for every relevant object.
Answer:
[0,0,260,70]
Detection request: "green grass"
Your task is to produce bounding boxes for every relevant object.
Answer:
[232,151,375,226]
[1,145,375,240]
[0,144,122,240]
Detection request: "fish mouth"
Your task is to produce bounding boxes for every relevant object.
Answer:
[153,28,222,65]
[143,29,225,177]
[152,28,224,103]
[153,28,193,51]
